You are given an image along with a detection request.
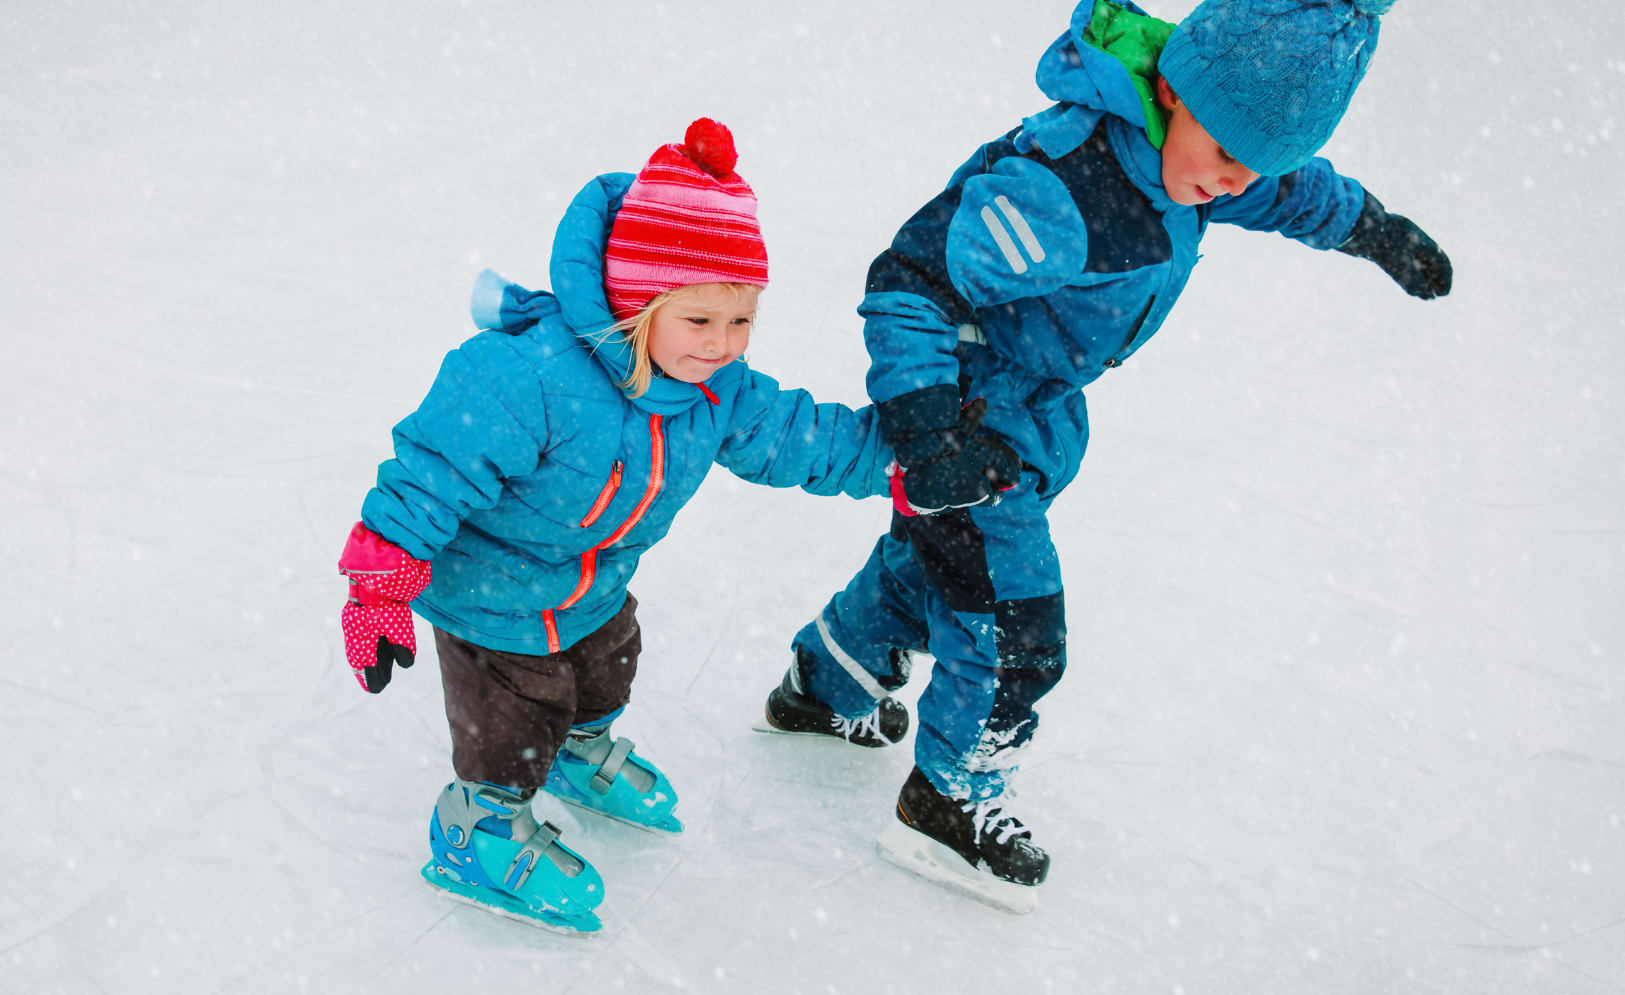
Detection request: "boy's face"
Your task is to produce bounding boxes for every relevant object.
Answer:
[1156,76,1261,206]
[647,282,758,383]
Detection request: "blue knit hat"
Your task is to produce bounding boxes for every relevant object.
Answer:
[1157,0,1393,176]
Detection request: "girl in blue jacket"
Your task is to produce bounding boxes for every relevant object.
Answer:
[336,120,919,933]
[761,0,1453,912]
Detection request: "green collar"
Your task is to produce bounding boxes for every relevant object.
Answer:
[1081,0,1176,148]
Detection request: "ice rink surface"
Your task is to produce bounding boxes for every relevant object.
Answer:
[3,2,1622,992]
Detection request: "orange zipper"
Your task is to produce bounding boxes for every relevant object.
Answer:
[542,610,560,654]
[541,415,666,653]
[578,460,623,527]
[596,415,665,550]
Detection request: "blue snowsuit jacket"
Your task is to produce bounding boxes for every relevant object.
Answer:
[863,0,1368,501]
[360,173,893,655]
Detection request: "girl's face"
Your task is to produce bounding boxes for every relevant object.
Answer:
[1156,75,1261,206]
[647,283,759,383]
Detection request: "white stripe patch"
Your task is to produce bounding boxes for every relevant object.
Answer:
[815,615,890,702]
[979,205,1027,274]
[994,196,1045,264]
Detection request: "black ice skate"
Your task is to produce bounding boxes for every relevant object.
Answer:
[756,652,909,748]
[877,766,1049,913]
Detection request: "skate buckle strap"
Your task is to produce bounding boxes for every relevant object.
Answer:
[562,724,658,794]
[437,780,538,847]
[562,725,615,764]
[507,820,565,889]
[591,737,636,795]
[435,787,482,850]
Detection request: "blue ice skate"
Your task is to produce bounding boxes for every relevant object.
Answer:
[542,721,683,834]
[421,779,605,934]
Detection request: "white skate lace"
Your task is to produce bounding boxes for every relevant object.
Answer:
[830,709,884,742]
[961,795,1030,847]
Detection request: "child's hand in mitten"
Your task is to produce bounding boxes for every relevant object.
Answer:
[337,522,432,693]
[1336,192,1452,299]
[888,397,1021,516]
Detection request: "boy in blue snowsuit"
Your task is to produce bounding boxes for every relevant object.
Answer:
[759,0,1452,910]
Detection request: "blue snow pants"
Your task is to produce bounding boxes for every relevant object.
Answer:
[792,468,1068,800]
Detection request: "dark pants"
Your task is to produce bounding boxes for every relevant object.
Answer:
[433,594,641,790]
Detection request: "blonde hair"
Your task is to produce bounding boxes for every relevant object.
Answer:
[601,282,760,398]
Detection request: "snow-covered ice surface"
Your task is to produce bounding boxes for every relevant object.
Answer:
[4,2,1623,992]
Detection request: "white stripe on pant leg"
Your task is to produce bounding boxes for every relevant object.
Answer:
[994,196,1045,263]
[815,615,890,702]
[979,206,1028,275]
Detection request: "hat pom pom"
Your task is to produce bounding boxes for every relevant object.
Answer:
[1349,0,1395,15]
[682,118,738,177]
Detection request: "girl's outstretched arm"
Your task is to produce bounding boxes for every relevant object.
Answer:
[712,368,892,500]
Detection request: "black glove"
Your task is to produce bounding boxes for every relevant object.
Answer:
[880,384,1021,516]
[1336,192,1453,299]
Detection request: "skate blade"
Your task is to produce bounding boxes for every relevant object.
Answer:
[420,861,602,934]
[750,717,851,742]
[545,789,684,835]
[752,714,893,748]
[751,715,807,736]
[876,821,1039,914]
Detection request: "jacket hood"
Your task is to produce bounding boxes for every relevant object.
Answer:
[469,172,711,416]
[1025,1,1175,159]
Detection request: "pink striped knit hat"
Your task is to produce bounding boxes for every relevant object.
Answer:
[604,118,770,321]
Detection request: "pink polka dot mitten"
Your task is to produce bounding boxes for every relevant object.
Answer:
[337,522,433,694]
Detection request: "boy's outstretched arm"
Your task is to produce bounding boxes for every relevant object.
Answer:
[1210,159,1452,299]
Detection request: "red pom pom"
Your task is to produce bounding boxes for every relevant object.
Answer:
[682,117,738,177]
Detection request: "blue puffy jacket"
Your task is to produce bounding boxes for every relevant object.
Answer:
[360,173,892,654]
[862,0,1368,497]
